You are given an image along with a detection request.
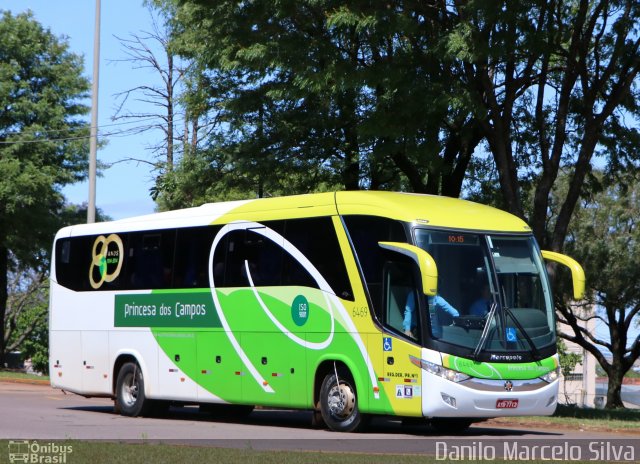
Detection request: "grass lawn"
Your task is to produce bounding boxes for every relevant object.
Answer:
[486,404,640,432]
[0,440,615,464]
[0,369,48,382]
[2,441,441,464]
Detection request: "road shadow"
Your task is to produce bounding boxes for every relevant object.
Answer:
[61,403,562,437]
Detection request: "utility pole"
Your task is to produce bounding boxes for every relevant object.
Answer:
[88,0,101,223]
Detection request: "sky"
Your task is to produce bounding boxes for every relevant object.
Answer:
[3,0,163,220]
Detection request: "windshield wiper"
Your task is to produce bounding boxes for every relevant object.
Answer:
[502,305,542,361]
[473,301,497,361]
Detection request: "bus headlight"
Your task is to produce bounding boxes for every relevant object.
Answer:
[421,359,470,383]
[540,367,560,383]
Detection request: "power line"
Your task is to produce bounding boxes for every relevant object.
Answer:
[0,116,188,145]
[0,116,161,135]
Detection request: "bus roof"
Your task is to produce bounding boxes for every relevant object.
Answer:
[56,191,531,238]
[336,191,531,233]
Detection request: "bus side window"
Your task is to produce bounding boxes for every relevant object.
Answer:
[223,230,249,287]
[383,258,419,340]
[55,236,95,291]
[284,217,354,300]
[221,227,285,288]
[125,231,175,289]
[174,226,220,288]
[343,216,408,321]
[243,228,283,287]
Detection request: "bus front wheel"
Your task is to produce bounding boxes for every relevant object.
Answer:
[319,369,363,432]
[115,362,150,417]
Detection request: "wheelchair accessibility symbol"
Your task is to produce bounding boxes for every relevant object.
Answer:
[383,337,392,351]
[506,327,517,342]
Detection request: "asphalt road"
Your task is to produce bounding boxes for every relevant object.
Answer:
[1,381,638,456]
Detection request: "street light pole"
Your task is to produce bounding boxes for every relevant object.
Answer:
[88,0,101,223]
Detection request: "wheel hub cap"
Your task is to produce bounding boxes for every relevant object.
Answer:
[328,383,355,418]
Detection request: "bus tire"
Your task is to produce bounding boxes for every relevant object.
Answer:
[430,417,472,434]
[319,369,363,432]
[115,362,150,417]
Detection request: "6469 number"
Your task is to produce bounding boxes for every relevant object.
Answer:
[352,307,369,318]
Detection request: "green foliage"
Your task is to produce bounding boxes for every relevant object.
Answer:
[559,173,640,407]
[154,0,640,225]
[566,175,640,320]
[557,339,582,379]
[3,204,109,373]
[0,10,90,267]
[0,10,90,363]
[150,0,483,207]
[554,404,640,423]
[12,285,49,374]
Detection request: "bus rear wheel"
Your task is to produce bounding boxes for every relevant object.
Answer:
[115,362,150,417]
[319,369,363,432]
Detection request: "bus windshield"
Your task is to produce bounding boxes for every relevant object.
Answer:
[414,229,555,355]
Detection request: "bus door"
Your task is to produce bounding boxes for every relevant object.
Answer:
[380,259,424,417]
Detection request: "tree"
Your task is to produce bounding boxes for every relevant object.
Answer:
[112,5,187,173]
[444,0,640,250]
[5,267,48,372]
[560,175,640,408]
[557,339,582,405]
[154,0,488,204]
[3,203,109,373]
[0,11,90,365]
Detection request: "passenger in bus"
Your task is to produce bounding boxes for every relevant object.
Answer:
[403,292,459,338]
[469,285,492,316]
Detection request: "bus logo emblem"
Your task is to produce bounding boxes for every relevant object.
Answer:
[504,380,514,392]
[89,234,124,289]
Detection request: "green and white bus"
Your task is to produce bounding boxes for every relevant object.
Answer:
[49,191,584,432]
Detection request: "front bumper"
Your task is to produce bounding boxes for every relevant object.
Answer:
[422,371,558,418]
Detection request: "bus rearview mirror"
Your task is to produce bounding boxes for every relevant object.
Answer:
[541,250,586,300]
[378,242,438,296]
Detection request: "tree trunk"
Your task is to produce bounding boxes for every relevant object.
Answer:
[166,53,174,171]
[605,371,625,409]
[0,243,7,367]
[441,121,483,198]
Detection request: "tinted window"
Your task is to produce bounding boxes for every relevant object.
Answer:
[210,218,353,299]
[343,216,408,319]
[174,226,220,288]
[383,257,419,339]
[55,235,102,291]
[125,230,175,289]
[221,226,285,287]
[284,217,353,300]
[54,217,354,299]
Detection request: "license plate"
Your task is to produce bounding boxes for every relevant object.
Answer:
[496,399,519,409]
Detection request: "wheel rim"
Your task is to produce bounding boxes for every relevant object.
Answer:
[121,372,139,407]
[327,382,355,419]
